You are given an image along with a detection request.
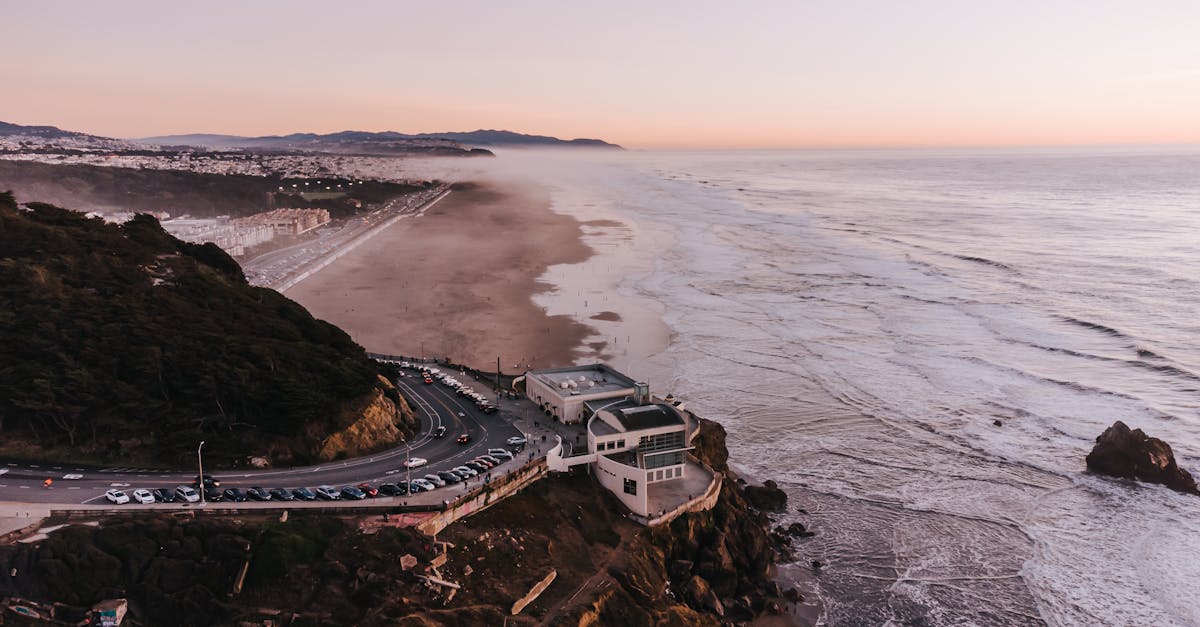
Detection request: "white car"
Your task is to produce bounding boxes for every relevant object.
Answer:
[174,485,200,503]
[404,457,428,469]
[131,489,155,504]
[105,489,130,504]
[506,436,527,446]
[411,478,437,491]
[315,485,341,500]
[488,448,514,460]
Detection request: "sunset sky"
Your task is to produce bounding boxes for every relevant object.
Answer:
[4,1,1199,149]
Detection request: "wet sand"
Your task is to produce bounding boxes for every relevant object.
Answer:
[287,180,595,371]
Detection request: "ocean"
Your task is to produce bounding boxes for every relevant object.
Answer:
[514,147,1200,625]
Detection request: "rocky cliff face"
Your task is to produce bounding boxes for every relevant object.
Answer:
[315,383,416,462]
[1086,420,1199,495]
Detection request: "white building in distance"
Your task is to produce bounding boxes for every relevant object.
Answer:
[524,363,638,425]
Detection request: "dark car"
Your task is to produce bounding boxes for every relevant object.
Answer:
[222,488,247,502]
[479,455,501,465]
[472,458,495,469]
[357,483,379,498]
[340,486,366,500]
[456,433,471,445]
[192,474,221,489]
[432,426,447,438]
[269,488,295,501]
[377,482,407,497]
[151,488,176,503]
[438,471,463,484]
[246,486,271,501]
[291,487,317,501]
[450,468,473,480]
[407,481,427,493]
[465,461,488,473]
[204,486,223,502]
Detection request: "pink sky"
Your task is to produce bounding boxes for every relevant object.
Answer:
[4,1,1199,149]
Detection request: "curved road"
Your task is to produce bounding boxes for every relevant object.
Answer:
[0,374,527,506]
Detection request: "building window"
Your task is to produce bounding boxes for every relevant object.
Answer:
[643,450,684,470]
[616,439,625,449]
[624,478,637,495]
[655,470,663,481]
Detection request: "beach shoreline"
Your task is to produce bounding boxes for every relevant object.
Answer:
[285,179,600,372]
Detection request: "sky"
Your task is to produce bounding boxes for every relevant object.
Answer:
[3,1,1199,149]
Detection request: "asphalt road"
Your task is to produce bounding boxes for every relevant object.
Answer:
[0,371,528,506]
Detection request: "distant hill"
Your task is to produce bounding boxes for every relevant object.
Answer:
[140,128,622,151]
[0,120,96,140]
[0,191,414,467]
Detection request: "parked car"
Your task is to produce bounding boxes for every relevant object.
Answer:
[411,479,437,492]
[356,483,379,498]
[456,433,471,444]
[340,485,367,500]
[487,448,514,460]
[222,488,248,502]
[471,458,495,469]
[432,426,447,438]
[292,487,317,501]
[453,465,478,477]
[377,482,406,497]
[404,457,428,469]
[465,461,488,473]
[315,485,340,500]
[204,486,223,502]
[480,455,501,465]
[422,474,446,488]
[192,474,222,489]
[438,471,463,484]
[174,485,200,503]
[269,488,295,501]
[131,489,155,504]
[105,489,130,505]
[506,436,528,446]
[246,487,271,501]
[152,487,176,503]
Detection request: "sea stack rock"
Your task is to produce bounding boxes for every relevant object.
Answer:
[1086,421,1199,495]
[743,480,788,512]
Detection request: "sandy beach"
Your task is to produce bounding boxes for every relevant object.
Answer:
[286,180,597,372]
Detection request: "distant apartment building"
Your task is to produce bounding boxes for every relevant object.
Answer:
[161,217,276,257]
[235,208,330,236]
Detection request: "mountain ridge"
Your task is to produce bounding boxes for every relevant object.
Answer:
[139,128,623,150]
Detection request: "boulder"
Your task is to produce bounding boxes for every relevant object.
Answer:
[1086,421,1199,495]
[743,480,787,512]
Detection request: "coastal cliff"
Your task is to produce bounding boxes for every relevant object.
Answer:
[314,379,417,463]
[0,419,787,625]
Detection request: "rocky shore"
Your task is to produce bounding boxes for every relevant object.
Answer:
[1086,420,1199,495]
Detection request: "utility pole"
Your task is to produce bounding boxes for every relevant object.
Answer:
[405,438,412,490]
[197,440,206,506]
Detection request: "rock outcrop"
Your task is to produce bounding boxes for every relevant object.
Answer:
[1086,420,1199,495]
[744,480,788,512]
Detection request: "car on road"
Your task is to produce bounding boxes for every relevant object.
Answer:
[174,485,200,503]
[62,473,84,480]
[377,482,406,497]
[222,488,248,502]
[292,487,317,501]
[192,474,221,489]
[424,377,433,384]
[411,478,437,492]
[438,471,463,484]
[132,489,155,504]
[453,465,477,477]
[246,487,271,501]
[422,474,446,487]
[432,426,447,438]
[506,436,528,446]
[488,448,514,460]
[404,457,428,469]
[315,485,340,500]
[269,488,295,501]
[457,411,466,418]
[456,434,471,445]
[340,485,367,500]
[105,489,130,505]
[152,488,176,503]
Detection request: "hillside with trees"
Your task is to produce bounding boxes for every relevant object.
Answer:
[0,191,413,467]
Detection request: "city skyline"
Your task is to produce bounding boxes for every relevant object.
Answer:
[4,1,1199,149]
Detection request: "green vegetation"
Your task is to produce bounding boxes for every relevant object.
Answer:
[0,191,392,466]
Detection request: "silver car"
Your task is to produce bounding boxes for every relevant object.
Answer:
[422,474,446,487]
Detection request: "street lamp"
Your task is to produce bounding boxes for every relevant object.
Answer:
[404,438,412,489]
[197,440,206,506]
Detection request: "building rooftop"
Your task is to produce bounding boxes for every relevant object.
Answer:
[611,404,685,432]
[530,364,638,398]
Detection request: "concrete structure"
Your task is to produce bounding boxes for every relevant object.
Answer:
[235,207,330,236]
[161,216,276,257]
[523,363,639,425]
[538,364,707,519]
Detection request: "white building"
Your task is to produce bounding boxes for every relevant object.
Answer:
[523,363,638,424]
[536,365,705,518]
